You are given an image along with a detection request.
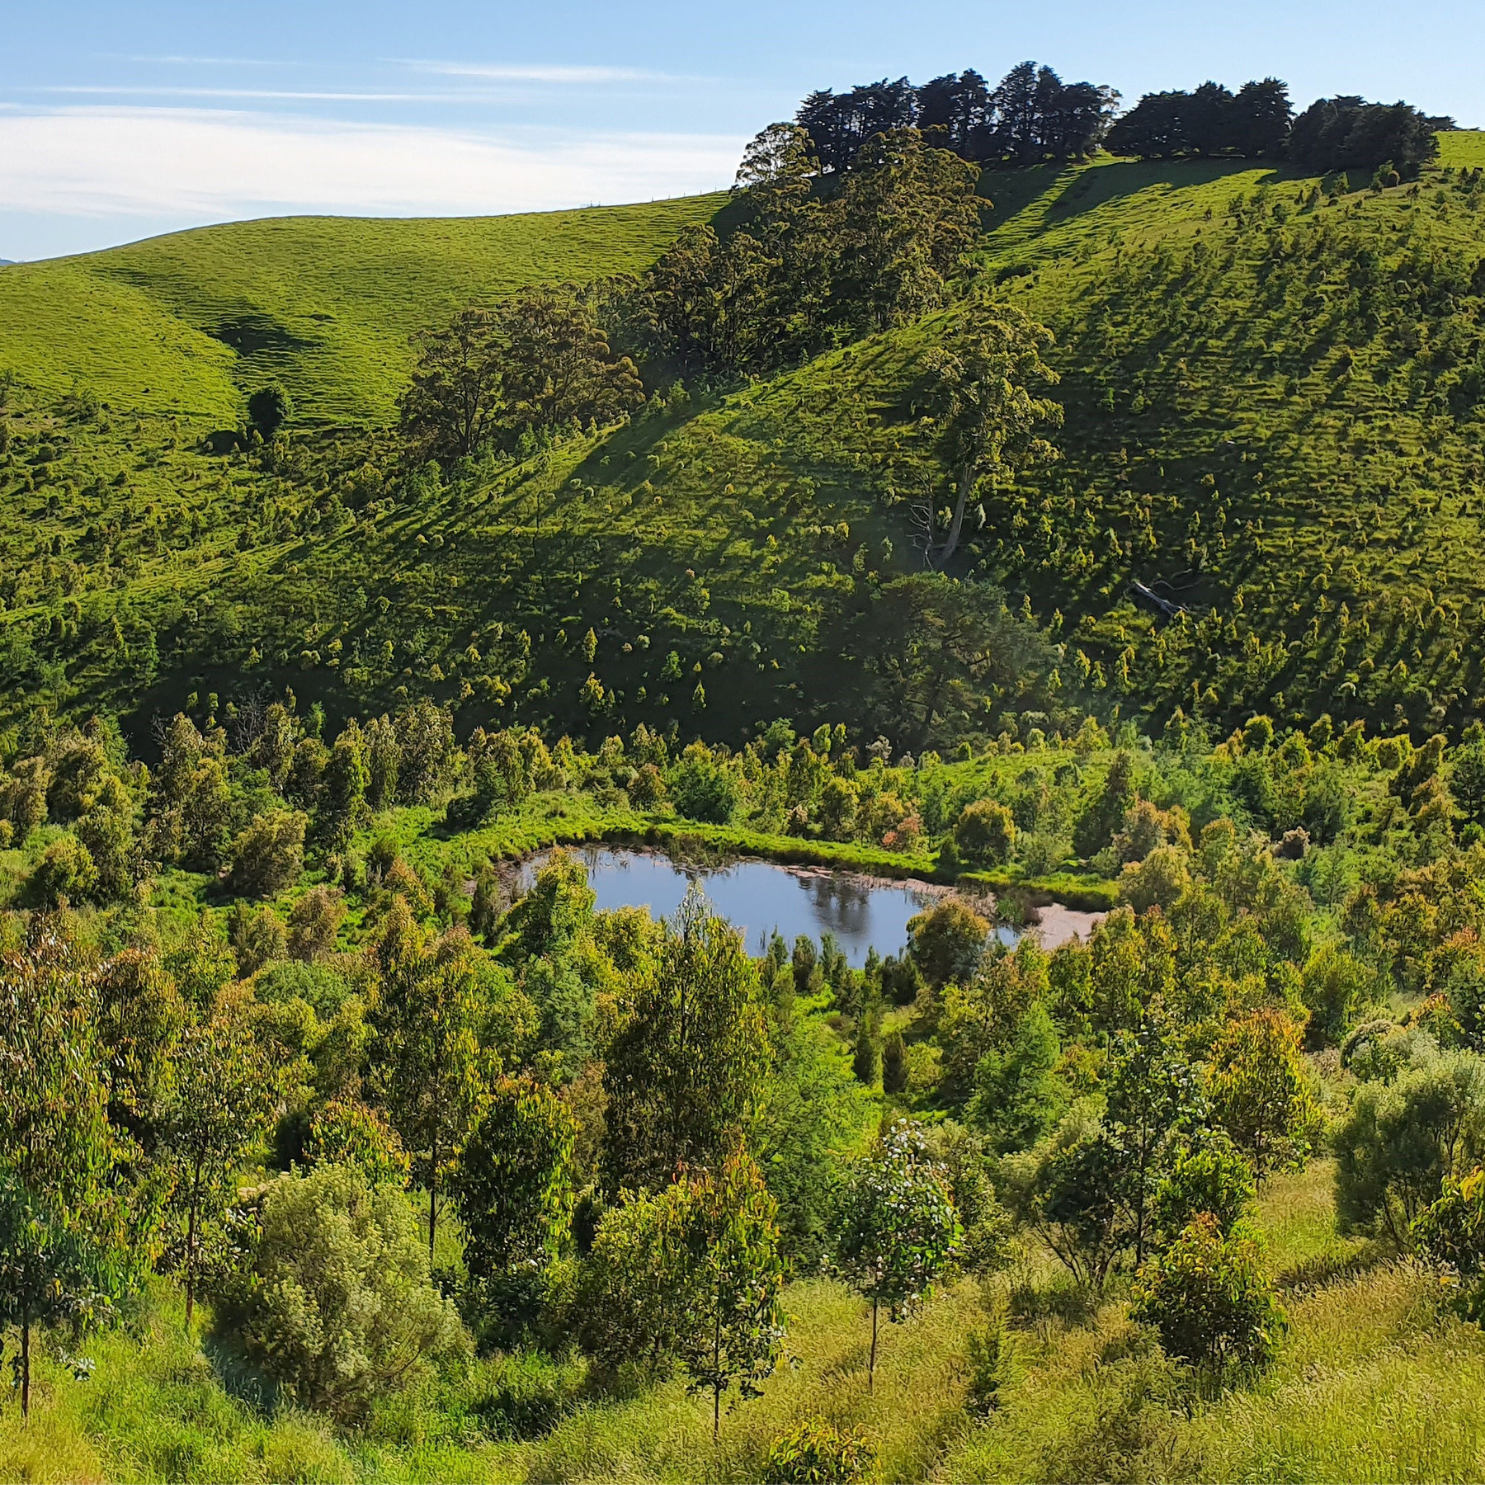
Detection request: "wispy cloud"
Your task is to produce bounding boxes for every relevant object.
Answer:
[407,60,687,85]
[0,106,741,225]
[42,86,458,103]
[115,54,288,67]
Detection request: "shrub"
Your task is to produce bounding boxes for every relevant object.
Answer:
[762,1417,875,1483]
[668,755,738,824]
[1334,1050,1485,1244]
[287,885,347,962]
[1208,1009,1320,1177]
[1131,1213,1286,1376]
[255,959,351,1018]
[229,1164,466,1420]
[230,810,307,898]
[304,1101,409,1188]
[953,799,1017,866]
[29,835,97,905]
[629,762,667,809]
[1151,1138,1256,1243]
[908,898,989,988]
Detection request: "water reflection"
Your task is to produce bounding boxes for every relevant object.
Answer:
[518,847,943,968]
[515,847,1105,965]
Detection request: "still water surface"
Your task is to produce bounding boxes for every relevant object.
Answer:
[517,847,1020,967]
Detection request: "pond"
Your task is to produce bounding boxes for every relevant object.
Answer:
[516,847,1103,967]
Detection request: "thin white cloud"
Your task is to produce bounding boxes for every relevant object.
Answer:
[42,86,459,103]
[0,106,742,223]
[116,54,287,67]
[408,60,683,85]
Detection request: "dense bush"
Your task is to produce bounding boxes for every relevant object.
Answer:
[228,1165,467,1419]
[1131,1213,1286,1376]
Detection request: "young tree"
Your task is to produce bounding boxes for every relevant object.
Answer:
[919,302,1062,569]
[231,1164,466,1420]
[450,1076,577,1324]
[0,1176,116,1419]
[969,1000,1066,1154]
[369,910,493,1261]
[1333,1052,1485,1245]
[908,897,989,989]
[0,928,138,1415]
[834,1121,961,1390]
[1208,1009,1319,1179]
[229,809,307,898]
[162,1006,285,1325]
[603,887,770,1194]
[678,1144,789,1442]
[1131,1213,1286,1379]
[1103,1018,1203,1263]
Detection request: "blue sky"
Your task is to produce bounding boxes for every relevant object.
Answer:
[3,0,1483,261]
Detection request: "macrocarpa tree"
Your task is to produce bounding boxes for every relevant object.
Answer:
[833,1120,961,1390]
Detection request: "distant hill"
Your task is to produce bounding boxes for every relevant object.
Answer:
[0,197,726,425]
[3,134,1485,745]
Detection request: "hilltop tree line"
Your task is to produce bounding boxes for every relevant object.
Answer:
[797,62,1120,171]
[795,62,1450,176]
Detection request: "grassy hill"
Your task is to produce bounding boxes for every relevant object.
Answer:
[5,136,1485,745]
[0,196,725,425]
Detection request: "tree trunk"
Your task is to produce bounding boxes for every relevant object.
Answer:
[930,465,976,570]
[20,1305,29,1420]
[185,1162,202,1329]
[869,1297,879,1393]
[712,1303,722,1443]
[428,1128,439,1267]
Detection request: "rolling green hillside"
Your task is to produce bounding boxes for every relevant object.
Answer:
[5,136,1485,745]
[0,195,726,425]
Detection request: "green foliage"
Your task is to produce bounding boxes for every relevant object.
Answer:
[228,1164,467,1420]
[669,752,739,824]
[953,798,1017,867]
[1334,1049,1485,1244]
[762,1417,876,1484]
[450,1075,576,1334]
[1152,1139,1257,1244]
[603,886,769,1193]
[1414,1166,1485,1319]
[368,906,494,1260]
[161,1005,286,1324]
[908,898,990,988]
[969,1000,1066,1153]
[304,1100,409,1189]
[1208,1010,1319,1179]
[229,810,307,898]
[1131,1213,1287,1377]
[834,1120,961,1386]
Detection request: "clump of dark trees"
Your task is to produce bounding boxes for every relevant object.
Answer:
[1105,82,1450,174]
[797,61,1452,178]
[797,62,1119,172]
